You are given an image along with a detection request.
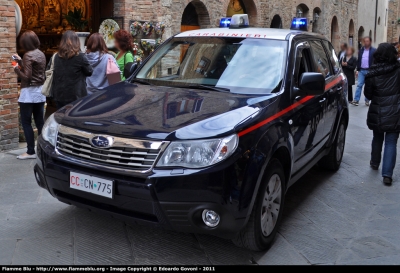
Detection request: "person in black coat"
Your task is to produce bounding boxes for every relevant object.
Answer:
[48,31,93,109]
[365,43,400,185]
[340,46,357,102]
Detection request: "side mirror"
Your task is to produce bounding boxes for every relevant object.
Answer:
[298,72,325,96]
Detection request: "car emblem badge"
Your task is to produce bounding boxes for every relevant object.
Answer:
[91,136,113,148]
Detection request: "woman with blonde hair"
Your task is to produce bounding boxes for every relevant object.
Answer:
[49,30,93,109]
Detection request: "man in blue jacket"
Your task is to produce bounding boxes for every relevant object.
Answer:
[351,37,376,106]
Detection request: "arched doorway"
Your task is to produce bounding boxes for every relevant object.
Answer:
[226,0,257,25]
[331,16,340,50]
[358,26,365,50]
[349,19,355,47]
[312,7,321,33]
[181,0,211,32]
[270,15,282,29]
[296,3,310,18]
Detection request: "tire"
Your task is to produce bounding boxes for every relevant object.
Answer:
[319,120,346,171]
[233,159,285,251]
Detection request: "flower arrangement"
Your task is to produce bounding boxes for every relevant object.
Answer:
[154,22,166,36]
[141,40,155,52]
[133,55,142,64]
[130,21,142,36]
[154,38,163,49]
[142,22,153,36]
[132,42,140,55]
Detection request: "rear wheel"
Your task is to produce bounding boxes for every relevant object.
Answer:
[233,159,285,251]
[319,120,346,171]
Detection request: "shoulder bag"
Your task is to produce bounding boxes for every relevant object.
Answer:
[106,56,121,85]
[41,53,56,97]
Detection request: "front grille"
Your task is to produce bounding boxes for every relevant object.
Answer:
[56,125,167,172]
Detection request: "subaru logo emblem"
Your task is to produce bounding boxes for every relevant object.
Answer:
[91,136,113,148]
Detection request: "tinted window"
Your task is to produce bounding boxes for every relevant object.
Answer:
[323,40,340,75]
[310,41,331,79]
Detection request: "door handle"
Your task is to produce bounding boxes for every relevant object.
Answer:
[319,98,326,103]
[337,86,343,91]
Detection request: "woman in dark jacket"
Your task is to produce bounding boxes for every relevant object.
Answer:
[341,46,357,102]
[13,31,46,159]
[365,43,400,185]
[49,31,93,109]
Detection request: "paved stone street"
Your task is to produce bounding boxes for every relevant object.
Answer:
[1,97,400,265]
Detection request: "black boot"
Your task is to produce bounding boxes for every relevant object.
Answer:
[383,177,393,186]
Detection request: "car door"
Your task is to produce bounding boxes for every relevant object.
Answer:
[309,40,340,140]
[290,41,326,174]
[321,40,343,137]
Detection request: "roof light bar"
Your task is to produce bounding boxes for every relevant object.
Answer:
[290,17,308,31]
[229,14,249,29]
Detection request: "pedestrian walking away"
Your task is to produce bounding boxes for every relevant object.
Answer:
[13,31,46,160]
[113,30,134,81]
[341,46,357,102]
[337,42,347,62]
[85,33,119,95]
[352,36,376,107]
[48,30,93,110]
[364,43,400,186]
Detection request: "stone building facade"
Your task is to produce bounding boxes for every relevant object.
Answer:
[358,0,388,48]
[0,0,19,152]
[113,0,359,51]
[388,0,400,43]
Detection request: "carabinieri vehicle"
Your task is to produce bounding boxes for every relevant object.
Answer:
[34,15,348,251]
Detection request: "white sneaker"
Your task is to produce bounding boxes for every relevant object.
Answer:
[17,153,37,160]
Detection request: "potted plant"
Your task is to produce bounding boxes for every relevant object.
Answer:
[63,8,89,52]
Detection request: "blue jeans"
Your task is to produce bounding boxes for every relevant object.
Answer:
[354,69,369,102]
[371,131,400,178]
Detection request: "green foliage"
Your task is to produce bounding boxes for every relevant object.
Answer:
[63,8,88,31]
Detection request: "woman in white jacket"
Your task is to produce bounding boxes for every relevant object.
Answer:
[85,33,118,95]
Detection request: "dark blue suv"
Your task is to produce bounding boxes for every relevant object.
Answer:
[34,18,348,251]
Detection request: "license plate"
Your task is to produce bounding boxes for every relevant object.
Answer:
[70,172,113,199]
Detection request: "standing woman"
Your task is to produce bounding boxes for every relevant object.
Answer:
[365,43,400,185]
[341,46,358,102]
[13,31,46,160]
[86,33,118,94]
[113,30,134,80]
[50,30,93,109]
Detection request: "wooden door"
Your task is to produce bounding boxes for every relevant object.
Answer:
[92,0,114,32]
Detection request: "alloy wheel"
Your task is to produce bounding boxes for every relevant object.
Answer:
[261,174,282,237]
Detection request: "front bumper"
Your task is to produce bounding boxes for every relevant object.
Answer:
[35,137,248,238]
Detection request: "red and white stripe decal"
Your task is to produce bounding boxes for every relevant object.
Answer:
[238,75,343,137]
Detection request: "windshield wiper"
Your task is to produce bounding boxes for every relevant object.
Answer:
[177,84,230,93]
[131,78,152,85]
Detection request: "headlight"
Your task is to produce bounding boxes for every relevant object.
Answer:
[157,134,238,168]
[42,114,59,146]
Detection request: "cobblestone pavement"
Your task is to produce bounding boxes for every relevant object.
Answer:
[1,100,400,265]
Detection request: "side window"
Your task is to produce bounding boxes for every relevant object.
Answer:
[323,40,340,75]
[294,48,312,87]
[309,41,331,79]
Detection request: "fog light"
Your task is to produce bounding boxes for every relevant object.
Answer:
[202,210,220,227]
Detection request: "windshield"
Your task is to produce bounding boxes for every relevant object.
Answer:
[135,37,288,94]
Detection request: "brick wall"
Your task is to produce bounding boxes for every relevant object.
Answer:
[0,0,18,152]
[388,0,400,43]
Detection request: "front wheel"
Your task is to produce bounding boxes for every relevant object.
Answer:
[233,159,285,251]
[319,120,346,171]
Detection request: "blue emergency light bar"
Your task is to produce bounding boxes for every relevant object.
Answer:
[290,18,308,31]
[220,17,232,28]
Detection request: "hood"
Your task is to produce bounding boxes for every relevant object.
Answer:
[55,82,277,141]
[86,52,106,68]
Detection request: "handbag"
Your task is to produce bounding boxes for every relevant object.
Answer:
[106,56,121,85]
[41,53,56,97]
